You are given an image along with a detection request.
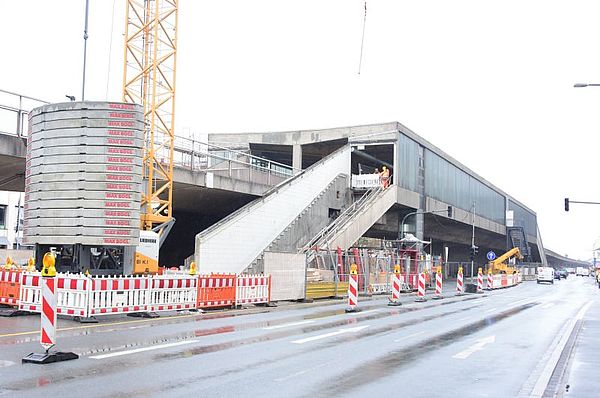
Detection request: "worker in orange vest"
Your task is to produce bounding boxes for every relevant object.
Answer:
[381,166,390,188]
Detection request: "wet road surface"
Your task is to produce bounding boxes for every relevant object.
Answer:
[0,276,596,397]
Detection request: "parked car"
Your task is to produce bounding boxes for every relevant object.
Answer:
[576,267,589,277]
[537,267,554,284]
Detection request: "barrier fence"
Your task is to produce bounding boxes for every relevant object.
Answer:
[2,271,271,319]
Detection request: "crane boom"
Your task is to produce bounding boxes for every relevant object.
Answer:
[122,0,178,235]
[489,247,523,274]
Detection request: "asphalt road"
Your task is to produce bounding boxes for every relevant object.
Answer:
[0,275,597,397]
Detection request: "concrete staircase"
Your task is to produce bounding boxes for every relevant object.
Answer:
[194,146,351,274]
[304,185,397,257]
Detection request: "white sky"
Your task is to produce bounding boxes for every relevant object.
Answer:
[1,0,599,261]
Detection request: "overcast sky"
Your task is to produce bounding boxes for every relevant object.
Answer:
[2,1,600,261]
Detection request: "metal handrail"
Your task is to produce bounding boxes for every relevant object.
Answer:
[197,145,350,241]
[303,185,387,253]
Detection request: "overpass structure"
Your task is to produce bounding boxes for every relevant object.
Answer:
[0,113,578,273]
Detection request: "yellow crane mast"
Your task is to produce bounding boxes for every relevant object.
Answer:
[122,0,178,236]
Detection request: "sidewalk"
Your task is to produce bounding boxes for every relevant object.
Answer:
[558,298,600,397]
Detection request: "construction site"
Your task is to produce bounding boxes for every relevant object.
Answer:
[1,2,599,397]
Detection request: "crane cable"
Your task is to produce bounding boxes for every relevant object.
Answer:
[358,1,367,75]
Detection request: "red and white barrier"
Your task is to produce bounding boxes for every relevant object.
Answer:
[487,272,493,290]
[56,274,90,317]
[456,268,464,295]
[235,275,271,306]
[0,270,20,306]
[19,272,42,313]
[415,272,427,302]
[388,270,402,306]
[197,274,236,308]
[477,269,483,294]
[150,275,197,312]
[433,271,443,299]
[40,276,57,350]
[346,272,359,312]
[88,276,151,316]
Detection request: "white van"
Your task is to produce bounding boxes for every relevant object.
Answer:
[576,267,589,277]
[537,267,554,284]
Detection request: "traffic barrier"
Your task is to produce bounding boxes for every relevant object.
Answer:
[150,274,198,312]
[0,269,21,306]
[415,272,427,302]
[346,264,359,312]
[369,283,391,294]
[487,271,493,290]
[236,275,271,306]
[88,276,151,316]
[198,274,236,308]
[22,252,78,364]
[56,274,90,317]
[456,267,464,296]
[477,268,484,294]
[433,267,443,299]
[19,272,42,313]
[388,266,402,306]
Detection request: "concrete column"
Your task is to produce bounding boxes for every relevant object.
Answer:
[292,144,302,174]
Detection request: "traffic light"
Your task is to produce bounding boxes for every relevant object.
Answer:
[564,198,569,212]
[447,205,453,218]
[470,245,478,261]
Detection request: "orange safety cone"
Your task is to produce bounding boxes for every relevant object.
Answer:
[415,272,427,302]
[346,264,360,313]
[456,266,464,296]
[477,267,484,294]
[433,266,443,300]
[388,265,402,306]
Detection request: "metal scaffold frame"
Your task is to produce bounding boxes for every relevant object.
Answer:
[122,0,178,233]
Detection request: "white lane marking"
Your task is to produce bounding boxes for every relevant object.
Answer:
[394,331,425,342]
[274,361,332,382]
[291,325,370,344]
[356,309,380,315]
[529,300,594,398]
[542,303,555,309]
[485,307,498,314]
[262,320,316,330]
[452,335,496,359]
[90,339,199,359]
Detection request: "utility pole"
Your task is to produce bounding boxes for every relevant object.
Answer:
[471,202,476,282]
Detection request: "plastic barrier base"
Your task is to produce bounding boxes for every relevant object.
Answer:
[345,307,361,313]
[0,307,30,317]
[387,298,402,306]
[127,311,160,318]
[73,316,98,324]
[22,351,79,364]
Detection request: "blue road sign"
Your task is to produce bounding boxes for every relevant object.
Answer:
[487,251,496,261]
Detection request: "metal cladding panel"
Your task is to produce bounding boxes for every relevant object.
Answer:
[24,218,139,228]
[26,163,143,176]
[29,109,144,123]
[25,199,139,211]
[27,181,142,193]
[22,235,138,246]
[26,190,142,202]
[25,208,137,219]
[24,101,143,247]
[29,118,145,131]
[28,101,142,116]
[28,136,143,149]
[29,146,143,158]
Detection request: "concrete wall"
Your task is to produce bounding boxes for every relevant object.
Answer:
[269,175,349,252]
[263,251,306,301]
